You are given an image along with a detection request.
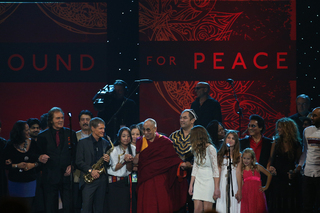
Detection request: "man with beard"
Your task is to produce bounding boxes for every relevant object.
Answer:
[299,107,320,212]
[73,110,93,213]
[76,110,93,141]
[240,114,273,186]
[26,118,43,212]
[27,118,40,141]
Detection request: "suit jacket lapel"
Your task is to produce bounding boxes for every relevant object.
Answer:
[88,138,95,163]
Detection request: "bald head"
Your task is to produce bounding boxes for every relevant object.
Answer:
[144,118,157,128]
[311,107,320,127]
[195,82,210,98]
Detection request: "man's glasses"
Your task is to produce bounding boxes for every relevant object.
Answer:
[194,86,206,90]
[248,124,257,128]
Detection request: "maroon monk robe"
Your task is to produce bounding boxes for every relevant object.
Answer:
[136,133,188,213]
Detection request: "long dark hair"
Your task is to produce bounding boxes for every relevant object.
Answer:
[206,120,225,148]
[129,124,143,136]
[115,127,133,154]
[10,120,27,146]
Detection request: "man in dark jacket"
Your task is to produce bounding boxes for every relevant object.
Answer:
[240,114,273,186]
[37,107,76,213]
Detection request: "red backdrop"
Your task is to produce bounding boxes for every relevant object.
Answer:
[139,0,296,138]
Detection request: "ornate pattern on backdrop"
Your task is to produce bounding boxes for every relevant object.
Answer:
[0,3,109,138]
[141,81,290,138]
[0,4,20,24]
[139,0,296,137]
[139,0,294,42]
[139,0,242,41]
[0,3,107,35]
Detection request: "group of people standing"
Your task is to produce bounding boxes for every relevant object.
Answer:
[0,80,319,213]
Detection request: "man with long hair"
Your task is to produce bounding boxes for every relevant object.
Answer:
[37,107,76,213]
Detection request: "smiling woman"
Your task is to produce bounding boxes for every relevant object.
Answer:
[268,117,302,213]
[107,127,135,213]
[3,120,41,209]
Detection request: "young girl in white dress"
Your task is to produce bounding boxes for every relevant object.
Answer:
[216,130,242,213]
[188,125,220,213]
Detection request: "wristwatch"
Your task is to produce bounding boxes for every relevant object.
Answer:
[88,169,92,173]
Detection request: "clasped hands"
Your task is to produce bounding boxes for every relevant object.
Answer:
[124,154,133,163]
[5,159,36,171]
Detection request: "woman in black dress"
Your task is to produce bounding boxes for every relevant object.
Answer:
[4,120,40,208]
[268,117,302,213]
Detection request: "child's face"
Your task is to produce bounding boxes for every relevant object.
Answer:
[225,133,236,147]
[242,153,253,167]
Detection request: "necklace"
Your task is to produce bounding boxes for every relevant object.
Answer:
[16,140,28,152]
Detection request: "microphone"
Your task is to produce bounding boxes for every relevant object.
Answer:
[226,78,234,85]
[68,112,72,117]
[226,143,230,148]
[242,129,248,136]
[134,79,153,83]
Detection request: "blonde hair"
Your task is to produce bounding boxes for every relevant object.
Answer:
[274,117,301,160]
[217,130,241,167]
[241,148,258,175]
[190,125,213,165]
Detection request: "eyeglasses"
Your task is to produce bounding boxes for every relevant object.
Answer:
[142,128,153,133]
[195,86,206,90]
[248,124,257,128]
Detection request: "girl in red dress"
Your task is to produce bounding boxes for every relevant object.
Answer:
[241,148,272,213]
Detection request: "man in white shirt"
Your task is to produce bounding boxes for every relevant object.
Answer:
[299,107,320,212]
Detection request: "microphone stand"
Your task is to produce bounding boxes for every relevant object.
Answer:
[106,82,142,140]
[68,112,74,213]
[227,146,234,213]
[228,80,243,135]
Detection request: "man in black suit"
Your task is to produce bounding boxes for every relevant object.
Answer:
[76,117,112,213]
[37,107,76,213]
[240,114,273,186]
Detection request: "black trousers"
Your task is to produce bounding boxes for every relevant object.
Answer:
[43,176,71,213]
[302,176,320,213]
[81,174,107,213]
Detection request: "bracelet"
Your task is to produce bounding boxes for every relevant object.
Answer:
[14,164,18,168]
[34,162,38,167]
